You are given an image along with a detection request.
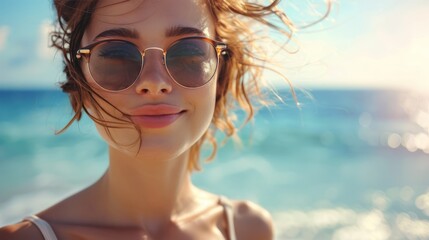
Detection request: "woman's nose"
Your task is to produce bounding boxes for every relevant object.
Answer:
[134,49,173,95]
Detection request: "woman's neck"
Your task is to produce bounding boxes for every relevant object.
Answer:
[92,146,196,228]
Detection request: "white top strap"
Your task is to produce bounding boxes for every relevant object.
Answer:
[219,196,237,240]
[23,215,58,240]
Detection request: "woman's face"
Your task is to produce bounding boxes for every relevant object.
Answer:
[80,0,218,160]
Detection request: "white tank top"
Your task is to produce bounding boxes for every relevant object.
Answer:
[23,215,58,240]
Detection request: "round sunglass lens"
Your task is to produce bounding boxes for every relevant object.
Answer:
[89,41,142,91]
[166,39,217,88]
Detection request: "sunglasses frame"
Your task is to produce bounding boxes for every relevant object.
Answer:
[76,36,228,92]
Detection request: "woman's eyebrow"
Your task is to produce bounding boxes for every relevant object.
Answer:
[93,26,204,41]
[93,28,139,41]
[165,26,205,37]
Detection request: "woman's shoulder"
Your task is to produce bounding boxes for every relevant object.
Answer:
[0,189,87,240]
[230,200,274,240]
[0,221,44,240]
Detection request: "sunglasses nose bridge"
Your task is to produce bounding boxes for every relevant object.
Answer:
[142,47,166,65]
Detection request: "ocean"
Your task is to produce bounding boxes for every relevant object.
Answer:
[0,89,428,239]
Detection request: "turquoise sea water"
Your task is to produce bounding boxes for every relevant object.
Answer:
[1,89,429,239]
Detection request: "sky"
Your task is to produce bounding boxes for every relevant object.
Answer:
[0,0,428,90]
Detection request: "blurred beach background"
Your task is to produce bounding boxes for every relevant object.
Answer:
[1,0,429,239]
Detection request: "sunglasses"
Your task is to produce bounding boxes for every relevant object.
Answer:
[76,36,227,92]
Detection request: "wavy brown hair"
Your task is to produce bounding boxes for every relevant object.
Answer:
[51,0,331,171]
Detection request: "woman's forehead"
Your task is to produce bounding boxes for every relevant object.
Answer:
[85,0,215,42]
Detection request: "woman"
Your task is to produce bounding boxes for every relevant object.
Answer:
[0,0,329,239]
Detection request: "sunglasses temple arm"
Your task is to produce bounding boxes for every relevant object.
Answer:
[76,49,91,59]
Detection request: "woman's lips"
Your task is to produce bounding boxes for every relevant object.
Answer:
[128,104,185,129]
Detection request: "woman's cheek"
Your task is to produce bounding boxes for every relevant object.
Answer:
[85,93,140,153]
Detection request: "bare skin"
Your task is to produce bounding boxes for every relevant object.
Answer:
[0,0,274,239]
